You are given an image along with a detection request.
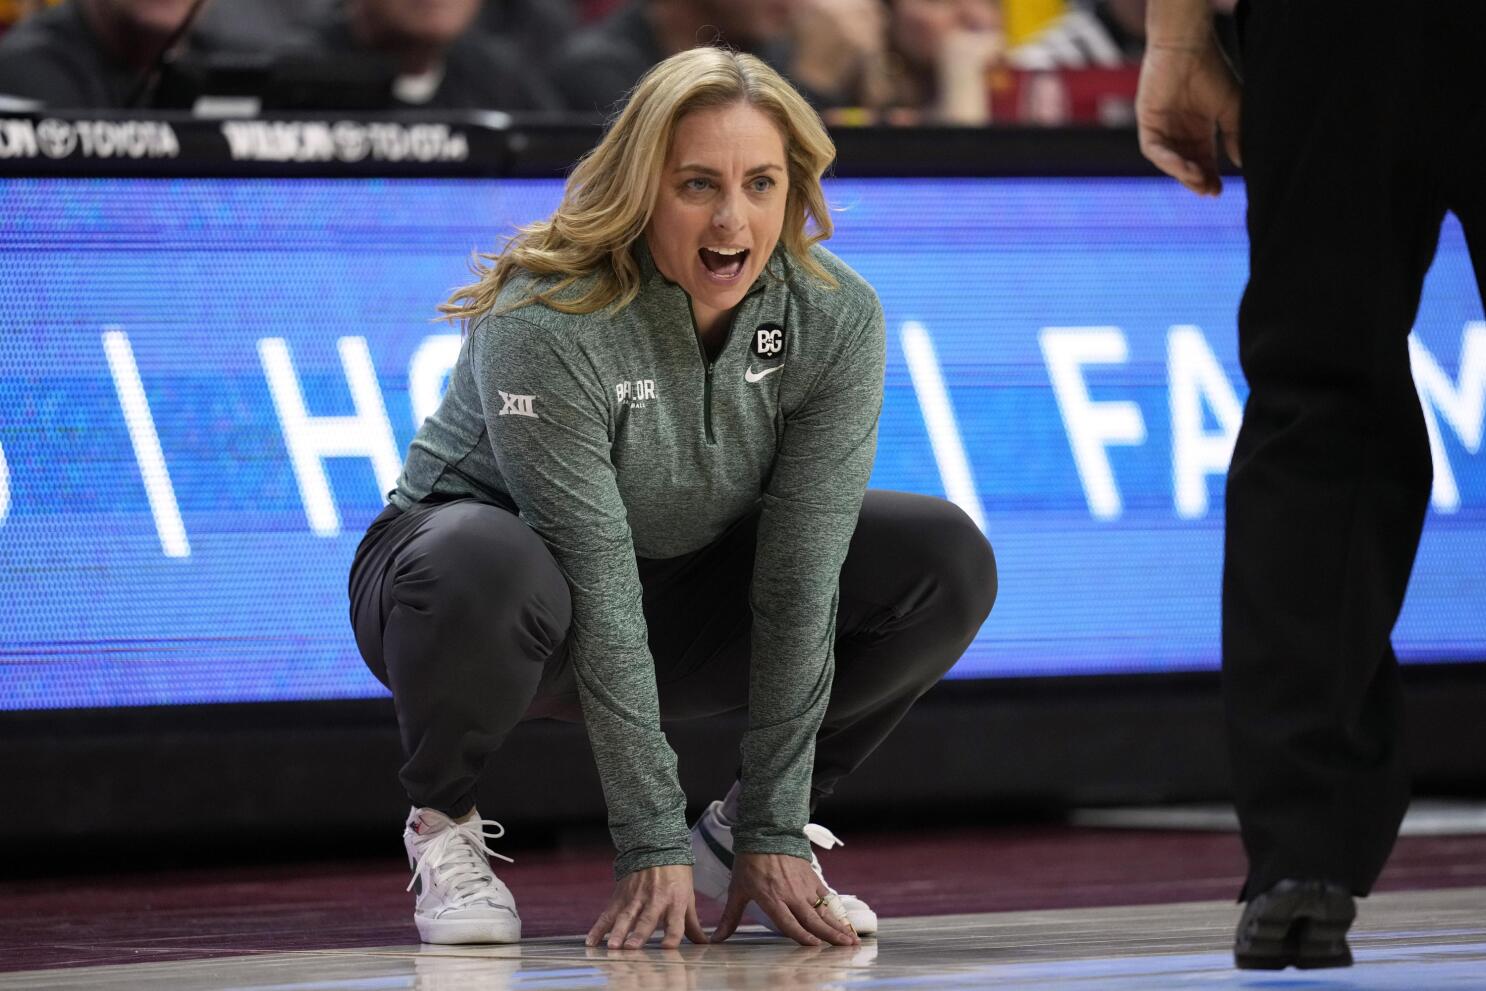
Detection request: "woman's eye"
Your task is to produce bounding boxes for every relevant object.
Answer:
[751,177,775,193]
[685,178,711,192]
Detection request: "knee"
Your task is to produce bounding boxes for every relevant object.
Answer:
[395,505,571,655]
[930,503,998,639]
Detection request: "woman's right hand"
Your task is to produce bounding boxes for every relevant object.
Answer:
[585,864,709,950]
[712,852,859,947]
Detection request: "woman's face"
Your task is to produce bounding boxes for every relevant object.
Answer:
[645,102,789,336]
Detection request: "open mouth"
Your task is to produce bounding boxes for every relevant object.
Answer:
[699,246,749,282]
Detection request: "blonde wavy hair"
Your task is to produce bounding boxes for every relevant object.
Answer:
[438,47,838,326]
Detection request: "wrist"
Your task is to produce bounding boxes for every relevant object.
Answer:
[1147,38,1212,53]
[1146,0,1213,47]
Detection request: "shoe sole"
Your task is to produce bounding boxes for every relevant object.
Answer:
[416,916,522,945]
[1235,895,1354,970]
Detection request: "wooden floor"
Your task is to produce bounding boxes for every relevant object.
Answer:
[3,826,1484,989]
[2,888,1483,990]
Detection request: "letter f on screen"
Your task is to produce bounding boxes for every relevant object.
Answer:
[1041,327,1147,520]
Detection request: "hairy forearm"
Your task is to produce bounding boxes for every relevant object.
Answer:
[1146,0,1215,47]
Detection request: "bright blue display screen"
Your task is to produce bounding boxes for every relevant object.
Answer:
[2,177,1482,709]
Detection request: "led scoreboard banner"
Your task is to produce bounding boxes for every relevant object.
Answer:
[1,176,1482,710]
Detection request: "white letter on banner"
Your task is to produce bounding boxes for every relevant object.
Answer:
[1410,322,1486,514]
[1040,327,1146,520]
[260,336,402,537]
[103,329,191,558]
[408,334,462,428]
[0,437,9,525]
[1169,325,1243,519]
[901,321,987,532]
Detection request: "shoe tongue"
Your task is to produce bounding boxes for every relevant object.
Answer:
[408,807,456,836]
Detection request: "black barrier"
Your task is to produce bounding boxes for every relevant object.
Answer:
[0,111,1161,178]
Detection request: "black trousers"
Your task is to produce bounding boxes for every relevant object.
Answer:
[349,490,997,818]
[1225,0,1485,898]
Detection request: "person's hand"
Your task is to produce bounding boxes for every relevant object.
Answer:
[711,851,860,946]
[790,0,889,105]
[1136,36,1242,196]
[586,865,708,950]
[936,27,1004,125]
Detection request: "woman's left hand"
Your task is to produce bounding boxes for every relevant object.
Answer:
[711,852,860,946]
[586,865,709,950]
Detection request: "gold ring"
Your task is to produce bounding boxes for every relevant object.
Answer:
[811,894,828,908]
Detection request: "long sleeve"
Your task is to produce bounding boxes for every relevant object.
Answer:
[735,296,887,859]
[471,314,692,878]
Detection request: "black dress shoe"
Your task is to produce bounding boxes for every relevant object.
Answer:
[1234,879,1356,970]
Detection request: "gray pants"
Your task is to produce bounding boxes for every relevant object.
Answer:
[349,490,997,817]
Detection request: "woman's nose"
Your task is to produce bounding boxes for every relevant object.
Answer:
[712,190,745,232]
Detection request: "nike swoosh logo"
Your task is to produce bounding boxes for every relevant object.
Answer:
[697,817,735,870]
[745,365,783,383]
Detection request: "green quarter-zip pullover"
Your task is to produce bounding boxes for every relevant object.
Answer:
[391,240,887,877]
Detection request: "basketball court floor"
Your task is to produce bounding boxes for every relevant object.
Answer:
[4,822,1483,990]
[5,888,1485,991]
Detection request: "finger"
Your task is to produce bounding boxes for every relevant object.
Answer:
[711,890,748,944]
[1141,133,1212,187]
[621,905,666,949]
[820,893,859,940]
[1192,144,1222,196]
[1221,112,1243,169]
[660,901,686,950]
[1137,126,1218,194]
[684,901,709,946]
[791,896,856,946]
[585,907,616,948]
[606,902,642,950]
[760,899,823,947]
[1140,137,1210,193]
[1172,148,1221,197]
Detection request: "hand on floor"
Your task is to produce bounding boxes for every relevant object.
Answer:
[711,851,860,946]
[586,865,709,950]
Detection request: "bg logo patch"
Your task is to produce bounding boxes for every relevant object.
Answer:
[752,323,784,360]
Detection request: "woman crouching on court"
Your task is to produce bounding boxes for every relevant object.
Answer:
[349,46,997,950]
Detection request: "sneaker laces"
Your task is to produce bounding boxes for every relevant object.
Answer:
[804,822,844,895]
[407,817,515,908]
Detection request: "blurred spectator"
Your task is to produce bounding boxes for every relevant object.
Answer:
[996,0,1239,126]
[788,0,893,111]
[1007,1,1237,69]
[191,0,328,54]
[575,0,620,21]
[865,0,1005,125]
[305,0,562,111]
[1008,0,1142,69]
[1001,0,1064,44]
[2,0,41,39]
[0,0,204,108]
[476,0,578,58]
[547,0,797,115]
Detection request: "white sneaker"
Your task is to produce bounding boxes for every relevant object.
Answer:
[689,800,878,936]
[404,807,521,944]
